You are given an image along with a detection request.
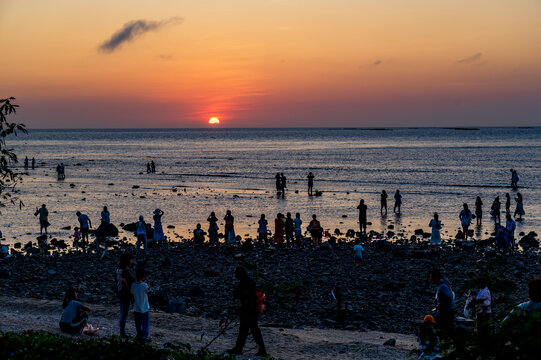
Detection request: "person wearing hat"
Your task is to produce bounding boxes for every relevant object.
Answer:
[153,209,165,243]
[130,268,151,340]
[418,314,441,359]
[136,215,148,255]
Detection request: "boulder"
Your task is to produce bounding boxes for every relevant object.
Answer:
[414,229,424,236]
[383,338,396,346]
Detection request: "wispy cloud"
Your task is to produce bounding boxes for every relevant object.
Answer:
[99,17,183,53]
[458,52,482,64]
[372,59,382,66]
[156,54,174,60]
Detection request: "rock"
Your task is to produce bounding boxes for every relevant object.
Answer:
[342,215,347,218]
[132,185,140,189]
[414,229,424,236]
[166,298,185,314]
[383,338,396,346]
[346,229,356,238]
[203,269,220,277]
[61,226,71,230]
[423,232,431,238]
[167,225,175,229]
[387,225,394,230]
[386,231,395,238]
[47,270,58,276]
[409,235,416,242]
[455,231,464,239]
[14,242,21,249]
[0,269,9,279]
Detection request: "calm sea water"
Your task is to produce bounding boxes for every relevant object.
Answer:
[2,127,540,245]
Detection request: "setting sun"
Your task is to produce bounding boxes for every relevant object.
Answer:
[208,117,220,125]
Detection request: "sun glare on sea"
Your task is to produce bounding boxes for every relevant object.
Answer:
[208,117,220,125]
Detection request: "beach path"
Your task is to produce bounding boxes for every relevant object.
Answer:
[0,296,417,359]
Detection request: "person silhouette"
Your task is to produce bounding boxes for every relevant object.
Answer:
[307,172,314,196]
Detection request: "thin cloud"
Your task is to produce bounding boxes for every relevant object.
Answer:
[458,52,482,63]
[156,54,174,60]
[99,17,183,53]
[373,59,382,66]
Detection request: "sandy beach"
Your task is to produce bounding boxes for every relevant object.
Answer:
[0,296,417,359]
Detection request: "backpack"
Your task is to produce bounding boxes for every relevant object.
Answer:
[255,290,266,314]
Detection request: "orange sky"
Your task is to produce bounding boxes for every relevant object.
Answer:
[1,0,540,127]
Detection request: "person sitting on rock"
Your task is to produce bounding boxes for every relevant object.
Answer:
[59,288,98,335]
[193,223,205,245]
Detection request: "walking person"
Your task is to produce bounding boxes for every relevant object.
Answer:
[224,210,236,245]
[506,213,517,249]
[280,173,287,198]
[380,190,388,216]
[274,213,285,248]
[429,212,442,252]
[116,253,134,337]
[514,192,525,220]
[510,169,519,189]
[207,212,219,246]
[228,266,267,357]
[307,172,314,196]
[146,163,151,173]
[475,196,483,226]
[150,161,156,173]
[285,212,294,248]
[24,156,28,170]
[31,157,35,170]
[459,204,472,240]
[76,211,92,248]
[293,213,303,248]
[357,199,367,234]
[257,214,268,246]
[60,163,65,179]
[275,173,281,194]
[136,215,148,255]
[131,268,151,340]
[309,214,323,248]
[34,204,49,234]
[393,190,402,214]
[491,196,501,225]
[429,269,455,338]
[153,209,166,243]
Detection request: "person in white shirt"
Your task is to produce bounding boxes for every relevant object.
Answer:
[131,268,151,339]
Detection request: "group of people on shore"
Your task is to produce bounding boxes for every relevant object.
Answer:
[55,163,65,180]
[23,156,35,170]
[146,161,156,174]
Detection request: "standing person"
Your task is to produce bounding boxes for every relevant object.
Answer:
[506,213,517,249]
[475,196,483,226]
[393,190,402,214]
[146,162,151,173]
[274,213,285,248]
[60,163,65,179]
[136,215,148,255]
[514,192,525,220]
[510,169,519,189]
[131,268,151,340]
[153,209,165,243]
[280,173,287,198]
[459,204,472,240]
[309,214,322,248]
[275,173,281,194]
[429,269,455,337]
[207,212,219,246]
[491,196,501,225]
[59,288,98,335]
[307,172,315,196]
[293,213,303,248]
[357,199,367,234]
[285,212,294,248]
[257,214,268,246]
[380,190,388,216]
[56,164,61,180]
[471,277,492,343]
[76,211,92,248]
[101,206,110,225]
[34,204,49,234]
[116,253,134,337]
[505,193,511,214]
[31,157,35,170]
[224,210,236,245]
[228,266,267,357]
[353,239,364,267]
[24,156,29,169]
[429,212,442,251]
[150,161,156,173]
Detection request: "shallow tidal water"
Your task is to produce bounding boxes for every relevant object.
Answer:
[2,127,540,246]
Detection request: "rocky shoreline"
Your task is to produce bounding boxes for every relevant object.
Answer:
[0,231,540,335]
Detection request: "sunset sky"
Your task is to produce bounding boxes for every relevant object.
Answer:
[1,0,540,128]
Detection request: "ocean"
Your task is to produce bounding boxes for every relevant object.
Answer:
[2,127,540,246]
